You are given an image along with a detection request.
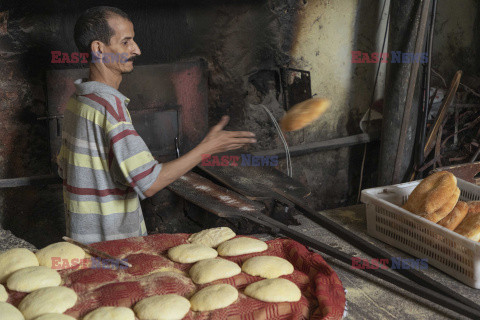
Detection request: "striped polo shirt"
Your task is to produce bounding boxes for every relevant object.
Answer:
[57,79,162,244]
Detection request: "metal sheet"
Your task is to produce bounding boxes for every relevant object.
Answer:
[130,109,178,157]
[197,164,310,201]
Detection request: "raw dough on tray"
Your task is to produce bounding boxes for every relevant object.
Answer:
[134,294,191,320]
[0,248,39,283]
[190,284,238,311]
[168,243,218,263]
[241,256,294,279]
[188,227,236,248]
[0,284,8,302]
[0,302,25,320]
[32,314,76,320]
[82,306,135,320]
[18,286,77,320]
[7,266,61,293]
[217,237,268,256]
[244,278,301,303]
[35,242,85,269]
[189,258,241,284]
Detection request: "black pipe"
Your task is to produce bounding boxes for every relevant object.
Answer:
[0,174,61,189]
[379,0,424,186]
[416,0,438,178]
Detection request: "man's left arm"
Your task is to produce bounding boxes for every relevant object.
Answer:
[107,118,161,200]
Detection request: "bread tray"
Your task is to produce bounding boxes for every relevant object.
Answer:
[361,178,480,288]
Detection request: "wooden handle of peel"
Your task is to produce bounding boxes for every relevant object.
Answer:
[62,236,132,268]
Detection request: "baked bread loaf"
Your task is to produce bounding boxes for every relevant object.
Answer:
[467,201,480,214]
[402,171,457,215]
[437,201,468,230]
[454,210,480,241]
[279,98,331,132]
[420,187,460,223]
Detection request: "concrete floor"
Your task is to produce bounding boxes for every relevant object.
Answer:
[289,204,478,320]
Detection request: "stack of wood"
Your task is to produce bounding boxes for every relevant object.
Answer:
[418,70,480,172]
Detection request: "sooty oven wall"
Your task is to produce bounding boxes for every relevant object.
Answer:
[0,0,380,247]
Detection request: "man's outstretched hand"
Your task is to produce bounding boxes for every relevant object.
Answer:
[198,116,256,155]
[144,116,256,197]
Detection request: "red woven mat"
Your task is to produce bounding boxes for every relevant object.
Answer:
[7,234,346,319]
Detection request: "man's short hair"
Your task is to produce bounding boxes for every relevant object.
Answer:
[74,6,130,54]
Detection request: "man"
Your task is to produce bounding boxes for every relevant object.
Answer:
[57,6,256,244]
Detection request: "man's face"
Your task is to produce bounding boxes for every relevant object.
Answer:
[97,16,141,74]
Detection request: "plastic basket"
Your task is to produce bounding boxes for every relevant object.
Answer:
[361,178,480,288]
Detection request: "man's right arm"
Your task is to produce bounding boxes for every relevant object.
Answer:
[144,116,256,197]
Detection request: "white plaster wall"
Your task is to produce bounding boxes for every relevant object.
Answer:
[433,0,478,78]
[290,0,359,140]
[284,0,388,207]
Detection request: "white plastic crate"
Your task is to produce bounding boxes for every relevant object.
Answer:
[361,178,480,288]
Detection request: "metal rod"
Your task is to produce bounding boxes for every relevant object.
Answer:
[252,133,378,159]
[470,147,480,163]
[63,236,132,268]
[417,0,437,178]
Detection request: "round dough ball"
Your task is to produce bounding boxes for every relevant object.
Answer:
[18,286,77,320]
[188,227,236,248]
[244,278,301,302]
[190,284,238,311]
[134,294,190,320]
[0,248,39,283]
[217,237,268,257]
[7,266,61,293]
[241,256,294,279]
[168,244,218,263]
[189,258,241,284]
[0,284,8,302]
[83,306,135,320]
[32,314,76,320]
[0,302,24,320]
[35,242,85,269]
